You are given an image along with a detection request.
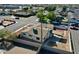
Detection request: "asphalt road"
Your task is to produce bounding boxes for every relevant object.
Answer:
[0,16,38,32]
[70,30,79,54]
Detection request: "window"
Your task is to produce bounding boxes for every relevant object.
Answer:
[36,37,40,40]
[22,32,26,35]
[29,34,32,37]
[49,29,52,33]
[33,28,38,34]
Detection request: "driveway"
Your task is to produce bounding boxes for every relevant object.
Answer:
[70,30,79,53]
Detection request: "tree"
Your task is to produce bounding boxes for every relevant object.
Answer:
[29,6,32,9]
[22,7,28,12]
[36,9,45,43]
[36,9,56,23]
[36,9,44,23]
[0,30,11,39]
[0,30,16,50]
[27,8,32,13]
[36,9,56,43]
[45,5,56,11]
[62,6,67,12]
[46,11,56,23]
[43,17,50,23]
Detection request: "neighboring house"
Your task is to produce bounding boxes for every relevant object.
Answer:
[74,9,79,19]
[67,11,75,19]
[0,5,23,14]
[54,8,62,17]
[0,5,19,9]
[14,12,35,17]
[32,7,38,12]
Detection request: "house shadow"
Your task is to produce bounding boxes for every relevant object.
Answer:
[48,35,67,44]
[0,42,15,51]
[59,38,67,43]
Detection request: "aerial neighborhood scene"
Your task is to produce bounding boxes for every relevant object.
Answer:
[0,4,79,54]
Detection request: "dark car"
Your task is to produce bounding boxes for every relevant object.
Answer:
[70,23,79,30]
[54,25,68,30]
[52,21,60,25]
[69,18,79,24]
[15,17,19,19]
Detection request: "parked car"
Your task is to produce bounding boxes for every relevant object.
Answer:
[54,25,68,30]
[70,23,79,30]
[69,18,79,24]
[52,21,61,25]
[15,17,19,19]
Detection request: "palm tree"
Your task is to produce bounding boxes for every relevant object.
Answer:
[46,11,56,23]
[36,9,44,43]
[45,5,56,11]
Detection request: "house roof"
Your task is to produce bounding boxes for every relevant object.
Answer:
[74,9,79,18]
[0,5,20,9]
[15,12,30,15]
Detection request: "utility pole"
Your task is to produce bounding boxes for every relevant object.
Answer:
[40,18,43,43]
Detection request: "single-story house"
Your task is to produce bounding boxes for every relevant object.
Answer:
[19,24,53,43]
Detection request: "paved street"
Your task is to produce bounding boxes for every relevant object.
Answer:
[70,30,79,53]
[0,16,38,32]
